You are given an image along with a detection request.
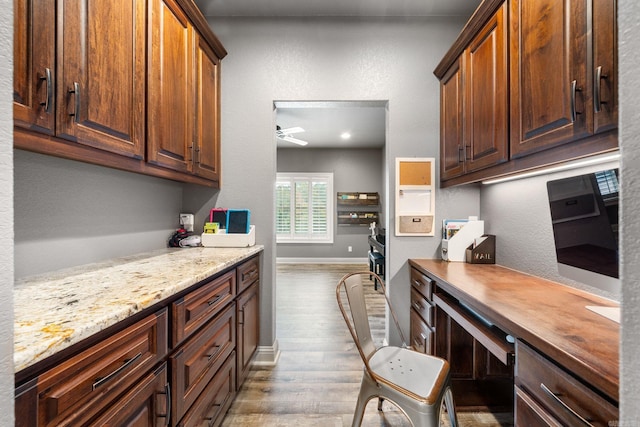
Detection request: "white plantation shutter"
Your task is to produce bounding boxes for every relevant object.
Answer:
[276,173,333,243]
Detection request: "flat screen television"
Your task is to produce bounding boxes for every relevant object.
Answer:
[546,168,620,294]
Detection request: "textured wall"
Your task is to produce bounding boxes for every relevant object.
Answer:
[619,0,640,422]
[1,0,13,420]
[186,16,480,346]
[277,147,383,260]
[14,151,184,278]
[480,159,620,300]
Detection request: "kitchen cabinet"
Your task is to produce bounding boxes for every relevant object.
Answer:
[13,0,227,187]
[15,309,168,427]
[435,0,618,187]
[14,0,146,159]
[509,0,590,158]
[515,340,618,426]
[147,0,223,183]
[15,251,262,427]
[13,0,55,134]
[236,256,261,388]
[440,3,508,180]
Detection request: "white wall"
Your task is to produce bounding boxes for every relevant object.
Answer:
[1,0,13,422]
[187,16,480,347]
[619,0,640,422]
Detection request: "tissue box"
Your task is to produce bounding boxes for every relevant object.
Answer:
[201,225,255,247]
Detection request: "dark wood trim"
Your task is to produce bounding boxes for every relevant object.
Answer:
[14,127,220,188]
[440,130,618,188]
[179,0,228,59]
[433,0,505,78]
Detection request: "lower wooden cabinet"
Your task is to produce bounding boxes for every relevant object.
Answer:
[177,352,236,427]
[515,340,618,427]
[15,254,262,427]
[91,363,171,427]
[236,281,259,387]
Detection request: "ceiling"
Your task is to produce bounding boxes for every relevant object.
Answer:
[195,0,481,18]
[275,101,386,149]
[194,0,482,149]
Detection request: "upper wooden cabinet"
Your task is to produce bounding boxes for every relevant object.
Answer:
[13,0,227,187]
[509,0,590,158]
[13,0,55,134]
[440,3,508,181]
[58,0,146,159]
[435,0,618,187]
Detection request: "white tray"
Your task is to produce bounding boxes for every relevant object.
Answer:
[201,225,255,247]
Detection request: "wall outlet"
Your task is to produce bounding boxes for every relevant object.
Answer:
[348,246,352,252]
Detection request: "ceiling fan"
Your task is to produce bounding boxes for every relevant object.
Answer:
[276,125,308,146]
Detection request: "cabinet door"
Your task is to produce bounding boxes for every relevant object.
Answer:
[237,282,259,388]
[57,0,145,159]
[509,0,590,158]
[593,0,617,134]
[463,2,508,173]
[439,58,465,180]
[194,34,222,182]
[148,0,194,174]
[13,0,55,134]
[92,363,170,427]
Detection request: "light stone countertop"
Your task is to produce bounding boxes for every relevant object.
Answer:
[14,246,263,373]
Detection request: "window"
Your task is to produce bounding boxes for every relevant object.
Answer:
[276,173,333,243]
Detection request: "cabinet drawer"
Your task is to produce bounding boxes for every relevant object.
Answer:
[410,308,434,354]
[237,256,259,294]
[177,352,236,427]
[516,341,618,427]
[92,363,170,426]
[410,267,433,300]
[410,287,434,327]
[171,302,236,424]
[515,385,562,427]
[36,309,168,426]
[172,270,236,346]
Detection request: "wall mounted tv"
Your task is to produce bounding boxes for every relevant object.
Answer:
[546,168,619,294]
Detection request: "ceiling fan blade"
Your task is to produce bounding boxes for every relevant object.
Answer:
[280,126,305,134]
[282,136,308,146]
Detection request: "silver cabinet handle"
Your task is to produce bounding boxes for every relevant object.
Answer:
[457,145,464,163]
[570,80,582,122]
[92,352,142,390]
[39,68,52,113]
[540,382,594,426]
[594,66,608,113]
[68,82,80,123]
[206,344,221,362]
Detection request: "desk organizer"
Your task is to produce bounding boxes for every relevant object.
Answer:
[441,219,484,262]
[466,234,496,264]
[201,225,256,247]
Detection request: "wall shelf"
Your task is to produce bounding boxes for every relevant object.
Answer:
[337,192,380,226]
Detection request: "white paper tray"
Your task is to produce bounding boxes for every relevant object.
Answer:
[201,225,255,247]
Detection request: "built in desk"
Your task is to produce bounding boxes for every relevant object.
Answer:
[409,259,619,426]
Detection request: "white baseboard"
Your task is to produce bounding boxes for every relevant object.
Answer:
[251,340,281,367]
[276,257,368,264]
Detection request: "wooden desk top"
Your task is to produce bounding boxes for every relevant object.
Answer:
[408,259,619,403]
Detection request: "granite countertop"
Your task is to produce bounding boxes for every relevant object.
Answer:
[14,246,263,373]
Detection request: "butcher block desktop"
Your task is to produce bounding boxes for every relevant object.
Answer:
[409,259,619,426]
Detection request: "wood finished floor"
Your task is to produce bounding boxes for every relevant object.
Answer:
[221,264,514,426]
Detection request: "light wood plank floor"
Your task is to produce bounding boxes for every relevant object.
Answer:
[221,264,514,426]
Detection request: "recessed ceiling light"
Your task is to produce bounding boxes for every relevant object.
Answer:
[341,132,351,140]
